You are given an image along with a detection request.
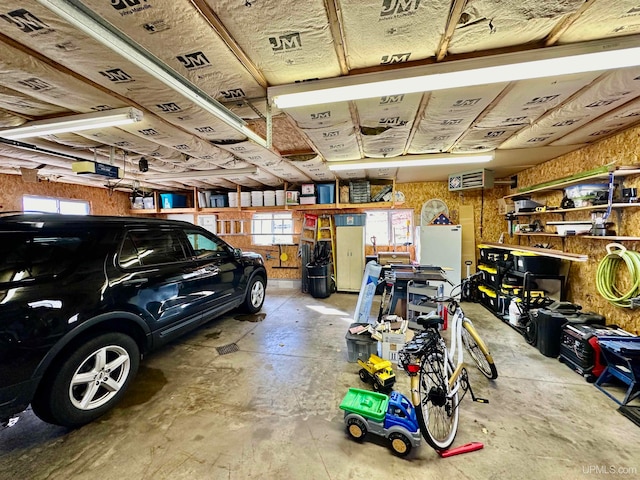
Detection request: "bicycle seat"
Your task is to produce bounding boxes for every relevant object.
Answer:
[416,312,444,329]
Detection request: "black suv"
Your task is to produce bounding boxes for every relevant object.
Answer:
[0,213,266,428]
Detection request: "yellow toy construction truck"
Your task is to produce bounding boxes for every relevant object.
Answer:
[357,354,396,392]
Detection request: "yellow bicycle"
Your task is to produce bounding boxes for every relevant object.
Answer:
[398,276,496,451]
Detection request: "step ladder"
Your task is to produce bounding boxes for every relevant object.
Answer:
[299,213,319,251]
[317,214,336,269]
[317,215,336,290]
[299,214,319,293]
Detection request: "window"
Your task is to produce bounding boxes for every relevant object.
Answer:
[119,229,187,267]
[185,229,229,260]
[251,212,294,245]
[23,195,90,215]
[0,232,88,284]
[365,209,413,247]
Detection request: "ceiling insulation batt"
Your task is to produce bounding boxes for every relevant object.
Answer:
[553,97,640,146]
[448,0,584,54]
[559,1,640,43]
[0,83,70,118]
[501,67,640,149]
[205,0,341,84]
[336,0,448,69]
[408,84,506,154]
[286,154,335,182]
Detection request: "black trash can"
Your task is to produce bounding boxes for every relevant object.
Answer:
[307,263,331,298]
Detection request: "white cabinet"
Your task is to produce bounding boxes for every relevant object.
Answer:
[336,226,365,292]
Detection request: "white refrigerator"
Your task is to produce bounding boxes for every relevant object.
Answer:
[416,225,462,296]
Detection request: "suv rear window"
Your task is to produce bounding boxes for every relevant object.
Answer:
[0,233,87,284]
[119,229,188,267]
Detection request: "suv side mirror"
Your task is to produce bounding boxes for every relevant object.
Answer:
[233,248,242,258]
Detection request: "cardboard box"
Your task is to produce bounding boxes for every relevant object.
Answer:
[497,198,514,215]
[377,330,414,364]
[300,195,316,205]
[301,183,315,195]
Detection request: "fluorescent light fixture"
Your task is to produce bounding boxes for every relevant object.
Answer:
[270,36,640,108]
[0,108,142,140]
[326,154,493,171]
[37,0,267,148]
[152,167,257,181]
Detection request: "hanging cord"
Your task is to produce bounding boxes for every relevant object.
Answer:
[596,243,640,308]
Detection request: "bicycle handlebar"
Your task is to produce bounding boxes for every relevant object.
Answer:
[420,273,480,304]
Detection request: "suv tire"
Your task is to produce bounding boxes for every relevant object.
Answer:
[243,275,266,314]
[32,332,140,428]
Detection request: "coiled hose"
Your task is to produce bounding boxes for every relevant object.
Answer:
[596,243,640,308]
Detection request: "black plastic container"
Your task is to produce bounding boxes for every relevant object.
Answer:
[531,306,606,358]
[307,263,331,298]
[512,252,561,275]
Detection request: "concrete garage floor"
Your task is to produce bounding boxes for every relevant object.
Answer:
[1,286,640,480]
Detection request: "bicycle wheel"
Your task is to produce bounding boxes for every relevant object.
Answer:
[414,347,459,451]
[462,321,498,380]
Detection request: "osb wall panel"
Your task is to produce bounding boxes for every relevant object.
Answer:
[0,173,130,214]
[396,181,508,252]
[500,125,640,334]
[215,208,333,280]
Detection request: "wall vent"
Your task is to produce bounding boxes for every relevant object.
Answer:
[448,169,494,191]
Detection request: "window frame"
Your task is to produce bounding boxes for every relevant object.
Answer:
[22,195,90,215]
[251,212,294,246]
[364,209,414,247]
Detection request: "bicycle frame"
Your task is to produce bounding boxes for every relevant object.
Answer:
[406,301,479,407]
[447,303,465,391]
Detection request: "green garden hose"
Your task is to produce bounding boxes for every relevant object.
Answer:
[596,243,640,308]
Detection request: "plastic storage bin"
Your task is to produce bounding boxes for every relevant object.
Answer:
[334,213,366,227]
[317,183,335,204]
[478,264,500,287]
[345,323,378,363]
[478,285,498,311]
[512,251,561,275]
[349,181,371,203]
[160,193,187,209]
[478,244,510,263]
[210,194,227,208]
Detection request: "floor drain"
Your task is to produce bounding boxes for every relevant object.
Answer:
[216,343,239,355]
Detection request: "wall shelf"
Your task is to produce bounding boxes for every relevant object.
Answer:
[514,232,640,242]
[481,242,588,262]
[513,202,640,217]
[505,167,640,199]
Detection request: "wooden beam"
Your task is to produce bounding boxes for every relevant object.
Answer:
[436,0,469,61]
[545,0,599,46]
[189,0,268,89]
[324,0,350,75]
[482,242,588,262]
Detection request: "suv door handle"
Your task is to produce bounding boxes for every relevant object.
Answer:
[122,278,148,286]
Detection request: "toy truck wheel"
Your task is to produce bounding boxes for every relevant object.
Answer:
[389,433,412,457]
[372,380,381,392]
[346,418,367,441]
[358,369,369,383]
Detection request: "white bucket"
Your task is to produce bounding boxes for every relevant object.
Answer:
[240,192,251,207]
[509,299,522,326]
[275,189,285,206]
[263,190,276,206]
[228,192,238,207]
[251,191,264,207]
